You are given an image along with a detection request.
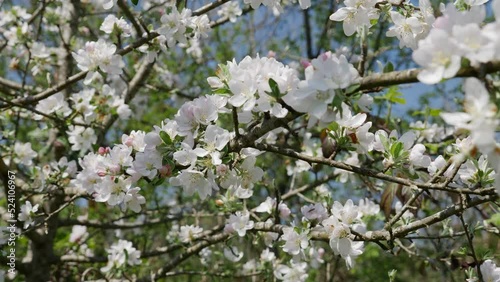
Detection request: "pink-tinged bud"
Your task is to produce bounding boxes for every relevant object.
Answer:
[215,199,224,206]
[98,147,110,155]
[159,164,172,178]
[81,27,90,36]
[109,164,121,174]
[318,248,325,256]
[300,59,311,68]
[97,171,106,177]
[216,164,228,175]
[124,137,134,147]
[267,50,276,58]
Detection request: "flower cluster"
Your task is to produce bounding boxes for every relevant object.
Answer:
[209,55,300,119]
[100,14,132,37]
[71,130,162,212]
[101,239,141,273]
[386,0,435,49]
[413,1,500,84]
[329,0,379,36]
[156,7,210,48]
[72,39,125,84]
[283,51,360,123]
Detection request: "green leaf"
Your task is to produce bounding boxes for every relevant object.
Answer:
[267,78,281,98]
[383,62,394,73]
[390,141,404,158]
[131,0,139,5]
[428,108,441,116]
[345,83,360,94]
[159,131,172,145]
[487,213,500,226]
[386,86,406,104]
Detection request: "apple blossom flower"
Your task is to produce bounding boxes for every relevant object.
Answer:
[34,92,71,120]
[283,53,359,120]
[452,23,494,66]
[357,94,373,112]
[440,78,498,155]
[14,142,37,166]
[123,187,146,212]
[301,203,329,222]
[329,237,363,269]
[412,29,461,84]
[170,169,213,200]
[69,225,88,243]
[72,39,125,84]
[129,149,163,179]
[224,210,254,237]
[329,0,379,36]
[334,153,360,183]
[157,8,192,48]
[458,155,496,187]
[67,126,97,152]
[331,199,359,224]
[70,89,96,124]
[18,201,39,229]
[260,248,276,262]
[280,227,309,255]
[477,260,500,282]
[173,142,206,168]
[274,261,309,282]
[358,198,380,216]
[255,197,277,214]
[100,15,132,37]
[101,240,141,273]
[217,1,242,22]
[179,225,204,243]
[197,125,231,165]
[386,11,424,49]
